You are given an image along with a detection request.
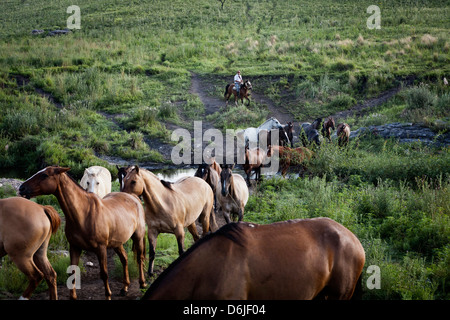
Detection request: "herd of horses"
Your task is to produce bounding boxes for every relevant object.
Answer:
[0,81,360,300]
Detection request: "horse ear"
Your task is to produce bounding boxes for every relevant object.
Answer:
[135,165,140,174]
[231,163,235,170]
[55,167,71,175]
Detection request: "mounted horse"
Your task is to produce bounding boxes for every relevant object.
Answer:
[142,218,365,300]
[80,165,112,198]
[19,166,147,300]
[0,197,61,300]
[217,164,249,223]
[224,80,252,106]
[267,145,313,177]
[337,123,351,147]
[243,146,266,185]
[121,166,216,276]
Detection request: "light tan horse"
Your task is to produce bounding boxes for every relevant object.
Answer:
[121,166,215,276]
[19,166,147,300]
[337,123,351,147]
[142,218,365,300]
[243,146,267,186]
[218,164,249,223]
[267,145,313,177]
[0,197,61,300]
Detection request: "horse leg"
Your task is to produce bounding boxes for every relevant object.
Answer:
[223,210,232,224]
[147,229,158,277]
[131,232,146,288]
[209,205,219,232]
[187,223,200,242]
[33,237,58,300]
[96,245,112,300]
[68,245,82,300]
[114,245,130,296]
[174,225,185,256]
[9,254,43,300]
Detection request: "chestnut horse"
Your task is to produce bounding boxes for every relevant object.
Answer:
[19,166,147,300]
[337,123,351,147]
[121,166,215,276]
[0,197,61,300]
[224,80,252,106]
[218,164,249,223]
[243,146,266,185]
[321,117,336,142]
[268,145,313,177]
[142,218,365,300]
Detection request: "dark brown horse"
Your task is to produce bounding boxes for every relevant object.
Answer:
[142,218,365,300]
[337,123,351,147]
[321,117,335,142]
[0,197,61,300]
[284,121,294,147]
[224,80,252,106]
[19,166,147,300]
[194,163,220,213]
[218,164,249,223]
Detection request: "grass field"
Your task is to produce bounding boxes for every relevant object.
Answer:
[0,0,449,300]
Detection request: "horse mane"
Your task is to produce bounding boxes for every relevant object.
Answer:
[139,168,174,191]
[65,172,89,193]
[143,223,248,298]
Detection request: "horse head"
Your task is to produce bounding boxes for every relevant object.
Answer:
[117,165,135,191]
[219,164,235,197]
[194,163,210,181]
[121,165,145,197]
[244,80,252,90]
[19,166,71,199]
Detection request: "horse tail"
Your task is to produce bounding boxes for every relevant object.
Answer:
[43,205,61,234]
[224,84,230,97]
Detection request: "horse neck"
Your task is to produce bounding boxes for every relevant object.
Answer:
[140,170,169,213]
[54,173,91,223]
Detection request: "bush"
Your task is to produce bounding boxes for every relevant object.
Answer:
[405,85,436,110]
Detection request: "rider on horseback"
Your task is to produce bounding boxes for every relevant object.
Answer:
[234,70,243,96]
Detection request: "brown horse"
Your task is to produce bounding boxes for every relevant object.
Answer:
[268,145,313,177]
[0,197,61,300]
[321,117,335,142]
[243,146,266,185]
[142,218,365,300]
[218,164,249,223]
[224,80,252,106]
[121,166,216,276]
[19,166,147,300]
[337,123,351,147]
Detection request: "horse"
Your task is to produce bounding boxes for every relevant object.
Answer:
[121,166,216,276]
[194,163,220,213]
[0,197,61,300]
[267,145,313,177]
[243,146,266,185]
[141,217,365,300]
[284,121,294,147]
[300,119,322,147]
[321,117,335,142]
[337,123,351,147]
[80,165,112,198]
[116,165,134,190]
[236,117,288,148]
[217,164,249,223]
[19,166,147,300]
[224,80,252,106]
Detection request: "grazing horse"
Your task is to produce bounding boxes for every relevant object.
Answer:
[194,163,220,213]
[243,146,266,185]
[19,166,147,300]
[142,218,365,300]
[337,123,351,147]
[80,165,111,198]
[267,145,313,177]
[217,164,249,223]
[321,117,335,142]
[300,119,322,147]
[121,166,216,276]
[0,197,61,300]
[224,80,252,106]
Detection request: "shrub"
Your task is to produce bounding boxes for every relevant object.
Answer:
[405,85,436,110]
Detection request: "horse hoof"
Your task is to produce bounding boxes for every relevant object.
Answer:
[120,288,128,296]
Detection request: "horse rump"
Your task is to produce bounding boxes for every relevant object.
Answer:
[43,205,61,234]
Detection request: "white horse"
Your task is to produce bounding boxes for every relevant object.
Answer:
[236,117,288,147]
[80,166,112,198]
